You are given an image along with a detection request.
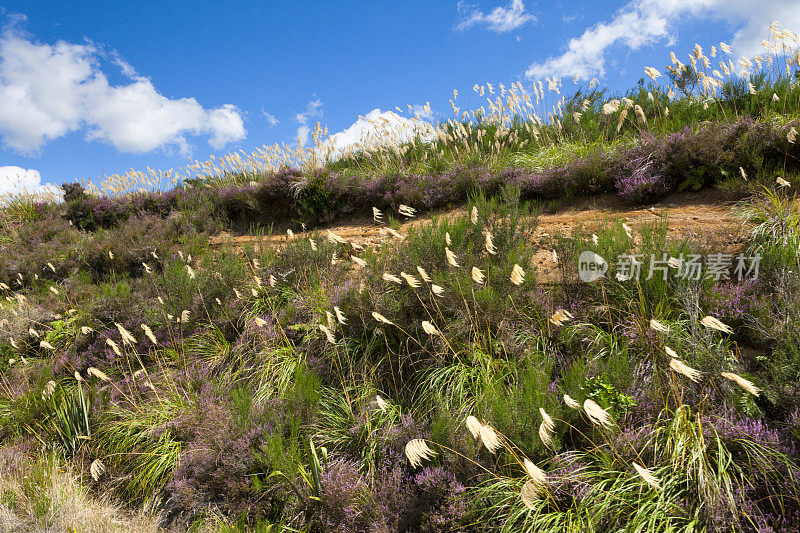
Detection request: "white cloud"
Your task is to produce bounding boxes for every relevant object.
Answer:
[295,98,323,145]
[320,109,435,160]
[457,0,535,33]
[261,109,279,126]
[525,0,800,80]
[411,104,434,120]
[296,125,311,145]
[0,28,246,155]
[0,165,59,198]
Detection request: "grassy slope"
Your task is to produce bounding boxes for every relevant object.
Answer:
[1,49,800,532]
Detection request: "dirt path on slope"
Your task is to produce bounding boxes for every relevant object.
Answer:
[210,189,748,282]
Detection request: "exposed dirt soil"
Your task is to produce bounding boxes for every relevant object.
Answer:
[210,189,749,283]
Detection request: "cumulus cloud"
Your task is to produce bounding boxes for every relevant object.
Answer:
[525,0,800,80]
[457,0,535,33]
[320,109,435,160]
[0,165,59,198]
[0,27,246,155]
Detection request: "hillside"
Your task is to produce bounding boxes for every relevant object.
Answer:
[2,36,800,532]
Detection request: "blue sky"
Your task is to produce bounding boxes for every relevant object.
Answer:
[0,0,798,194]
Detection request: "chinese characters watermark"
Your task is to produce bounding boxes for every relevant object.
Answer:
[578,252,760,283]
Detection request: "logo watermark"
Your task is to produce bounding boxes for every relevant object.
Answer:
[578,251,608,282]
[578,252,761,282]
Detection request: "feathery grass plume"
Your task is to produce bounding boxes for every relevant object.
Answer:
[334,306,347,325]
[510,264,525,285]
[720,372,760,396]
[446,247,459,267]
[431,284,445,297]
[47,262,56,273]
[373,207,384,223]
[445,232,452,246]
[108,251,114,259]
[773,93,780,102]
[523,458,547,486]
[634,105,647,125]
[398,204,416,217]
[466,415,483,439]
[644,66,661,80]
[287,228,294,240]
[327,230,348,244]
[405,439,436,468]
[788,127,797,143]
[269,275,277,288]
[549,309,573,327]
[215,298,222,305]
[88,367,111,382]
[326,311,335,330]
[603,99,620,114]
[650,318,669,333]
[43,380,56,399]
[233,289,242,300]
[141,324,158,345]
[471,267,485,284]
[29,327,40,338]
[376,394,389,411]
[665,346,678,358]
[776,176,792,187]
[632,462,661,490]
[563,394,580,409]
[740,167,748,181]
[471,206,478,224]
[583,399,613,428]
[479,425,503,453]
[351,255,366,268]
[552,250,558,264]
[319,324,336,344]
[9,338,17,349]
[383,272,402,284]
[39,340,55,350]
[74,371,84,383]
[670,358,704,383]
[105,338,122,356]
[251,287,259,297]
[372,311,395,325]
[90,459,106,482]
[116,323,137,345]
[142,262,152,274]
[309,238,318,251]
[421,320,440,335]
[401,272,421,288]
[384,227,405,240]
[700,315,733,333]
[49,286,59,295]
[180,310,190,324]
[622,222,634,239]
[539,408,555,447]
[350,241,364,251]
[416,266,431,283]
[186,264,197,280]
[484,232,497,255]
[255,317,268,327]
[520,478,543,509]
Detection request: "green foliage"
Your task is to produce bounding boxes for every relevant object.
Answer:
[30,382,91,456]
[583,376,637,419]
